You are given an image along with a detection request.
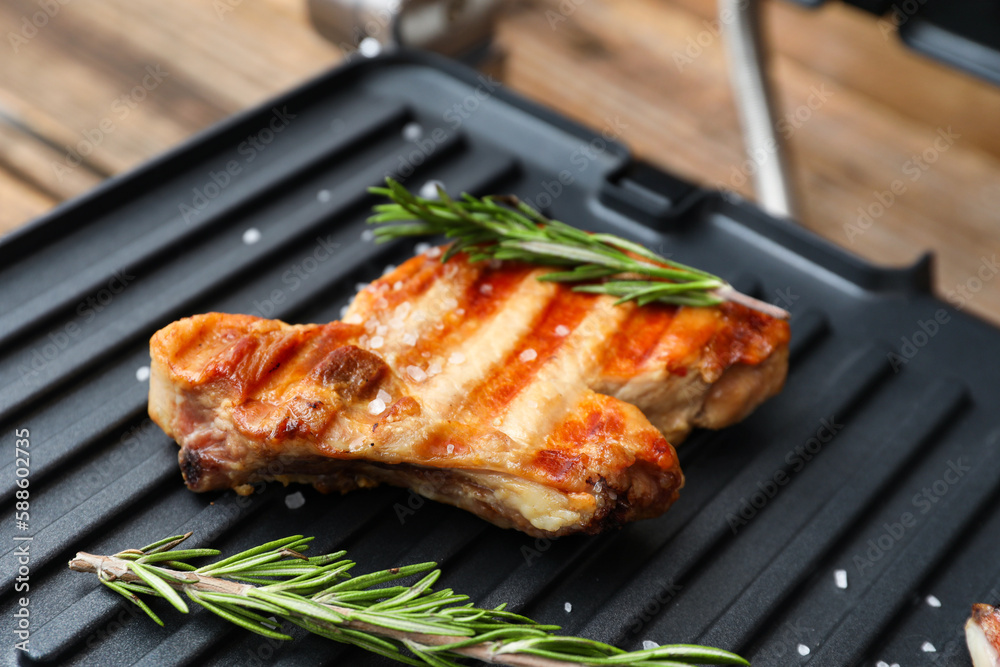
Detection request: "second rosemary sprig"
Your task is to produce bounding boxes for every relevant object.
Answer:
[367,178,788,319]
[69,533,749,667]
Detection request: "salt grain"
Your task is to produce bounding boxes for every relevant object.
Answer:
[519,349,537,362]
[642,641,658,650]
[382,264,397,275]
[407,366,427,382]
[395,303,411,317]
[393,281,403,290]
[555,325,570,336]
[797,644,810,656]
[242,228,262,245]
[284,492,306,509]
[369,336,384,349]
[361,229,375,242]
[446,444,455,454]
[449,352,465,364]
[834,569,848,589]
[340,305,350,319]
[402,122,423,141]
[921,642,936,653]
[389,317,405,330]
[403,333,417,346]
[344,313,362,324]
[428,361,443,376]
[564,602,572,613]
[443,297,459,310]
[926,595,941,608]
[376,325,388,336]
[422,351,431,358]
[427,247,442,258]
[420,180,444,199]
[456,308,465,316]
[368,398,386,415]
[355,282,370,292]
[480,284,493,294]
[135,366,150,382]
[415,242,431,255]
[377,389,391,404]
[316,189,331,203]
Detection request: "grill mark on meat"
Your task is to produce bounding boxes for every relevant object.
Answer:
[601,303,679,378]
[461,287,594,417]
[394,261,535,369]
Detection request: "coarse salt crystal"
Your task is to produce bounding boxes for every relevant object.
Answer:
[407,366,427,382]
[389,317,405,330]
[368,398,386,415]
[642,641,658,650]
[344,313,362,324]
[555,325,570,336]
[519,349,537,362]
[284,492,305,509]
[449,352,465,364]
[480,284,493,294]
[446,444,455,454]
[395,303,411,317]
[797,644,810,656]
[420,180,444,199]
[926,595,941,608]
[428,361,443,376]
[403,333,417,346]
[443,297,459,310]
[415,242,431,255]
[422,351,431,358]
[377,389,391,404]
[427,247,442,258]
[359,335,369,346]
[921,642,936,653]
[382,264,397,275]
[456,308,465,316]
[564,602,572,613]
[135,366,150,382]
[393,281,403,290]
[834,569,848,589]
[369,336,384,349]
[361,229,375,242]
[376,325,388,336]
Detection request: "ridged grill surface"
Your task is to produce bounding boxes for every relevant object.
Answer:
[1,52,996,667]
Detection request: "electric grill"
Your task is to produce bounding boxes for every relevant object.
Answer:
[2,50,999,666]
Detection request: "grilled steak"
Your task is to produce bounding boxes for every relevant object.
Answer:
[149,250,789,537]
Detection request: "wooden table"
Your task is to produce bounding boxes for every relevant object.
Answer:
[3,0,1000,323]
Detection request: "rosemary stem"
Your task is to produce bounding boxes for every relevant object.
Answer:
[69,553,602,667]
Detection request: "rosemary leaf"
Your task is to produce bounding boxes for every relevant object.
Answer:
[69,534,750,667]
[367,178,789,320]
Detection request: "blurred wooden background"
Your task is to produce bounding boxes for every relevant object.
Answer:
[2,0,999,322]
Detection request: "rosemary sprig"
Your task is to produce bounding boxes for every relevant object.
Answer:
[367,178,788,319]
[70,533,748,667]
